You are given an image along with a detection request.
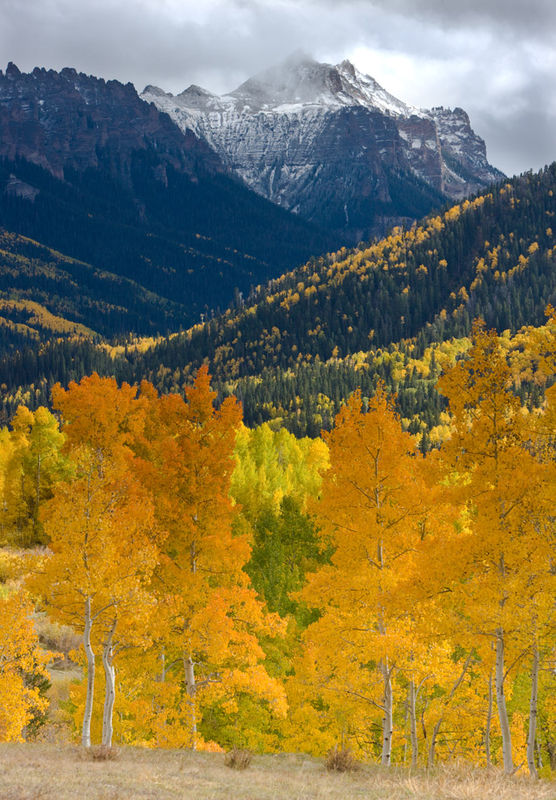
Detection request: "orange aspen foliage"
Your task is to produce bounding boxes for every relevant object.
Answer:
[139,367,286,749]
[298,388,428,765]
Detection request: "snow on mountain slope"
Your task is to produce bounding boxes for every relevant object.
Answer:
[142,55,504,241]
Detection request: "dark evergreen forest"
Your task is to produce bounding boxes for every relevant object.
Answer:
[1,165,554,438]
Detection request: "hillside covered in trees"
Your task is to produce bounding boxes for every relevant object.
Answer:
[0,153,334,344]
[1,164,555,436]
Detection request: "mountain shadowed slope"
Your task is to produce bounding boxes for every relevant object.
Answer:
[0,64,335,337]
[0,226,187,350]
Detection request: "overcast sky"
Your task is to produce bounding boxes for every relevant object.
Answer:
[1,0,555,177]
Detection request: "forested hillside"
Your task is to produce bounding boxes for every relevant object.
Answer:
[0,155,333,341]
[0,228,185,350]
[140,166,556,373]
[2,165,554,435]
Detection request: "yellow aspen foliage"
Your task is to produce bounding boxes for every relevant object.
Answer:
[297,388,429,765]
[0,590,50,742]
[437,322,555,774]
[0,406,67,547]
[231,422,328,520]
[28,375,162,748]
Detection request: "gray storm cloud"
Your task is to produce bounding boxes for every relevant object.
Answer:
[0,0,554,176]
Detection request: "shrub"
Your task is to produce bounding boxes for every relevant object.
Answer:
[325,745,359,773]
[224,747,252,770]
[33,614,81,659]
[83,745,119,762]
[0,550,26,583]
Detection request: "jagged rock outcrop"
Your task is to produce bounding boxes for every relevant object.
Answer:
[429,105,499,197]
[142,55,503,242]
[0,62,223,181]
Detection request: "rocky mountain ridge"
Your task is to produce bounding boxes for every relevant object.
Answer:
[143,55,504,242]
[0,63,334,336]
[0,61,222,182]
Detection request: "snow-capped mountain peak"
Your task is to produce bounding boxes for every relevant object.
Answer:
[141,84,169,98]
[141,55,503,242]
[222,55,422,117]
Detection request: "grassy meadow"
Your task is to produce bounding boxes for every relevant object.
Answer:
[1,743,555,800]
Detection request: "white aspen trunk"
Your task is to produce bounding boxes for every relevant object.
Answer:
[184,656,197,750]
[428,720,441,767]
[34,452,41,536]
[409,680,418,767]
[536,738,543,770]
[381,659,393,766]
[485,669,493,766]
[82,597,95,748]
[527,644,539,779]
[101,623,116,748]
[495,628,514,774]
[160,648,166,682]
[403,686,409,766]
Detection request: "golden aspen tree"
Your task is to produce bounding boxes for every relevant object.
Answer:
[10,406,67,545]
[0,427,22,544]
[437,322,554,775]
[28,375,161,748]
[299,388,427,765]
[524,379,556,778]
[0,590,50,741]
[140,368,286,750]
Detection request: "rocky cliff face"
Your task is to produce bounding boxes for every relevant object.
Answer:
[0,62,222,181]
[142,55,503,241]
[429,105,499,198]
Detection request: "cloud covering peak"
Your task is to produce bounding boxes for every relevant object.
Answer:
[1,0,555,176]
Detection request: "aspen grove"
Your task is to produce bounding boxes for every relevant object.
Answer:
[0,318,554,778]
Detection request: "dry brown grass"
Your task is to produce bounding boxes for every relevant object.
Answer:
[0,744,554,800]
[0,744,556,800]
[33,613,81,658]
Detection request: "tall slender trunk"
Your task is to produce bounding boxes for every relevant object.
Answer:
[381,659,393,766]
[428,654,473,768]
[403,686,409,766]
[101,621,117,748]
[428,719,441,767]
[536,738,543,770]
[185,655,197,750]
[409,680,418,767]
[527,643,539,779]
[495,628,514,774]
[82,597,95,748]
[485,669,493,766]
